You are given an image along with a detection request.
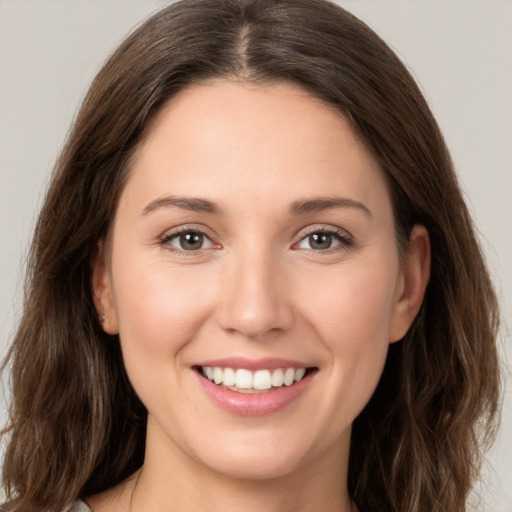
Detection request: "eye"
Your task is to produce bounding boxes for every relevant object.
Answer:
[162,230,215,252]
[295,229,352,251]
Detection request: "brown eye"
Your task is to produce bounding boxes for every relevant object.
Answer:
[308,233,333,250]
[164,230,214,251]
[295,229,351,252]
[179,232,204,250]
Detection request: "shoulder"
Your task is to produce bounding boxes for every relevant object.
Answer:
[62,500,92,512]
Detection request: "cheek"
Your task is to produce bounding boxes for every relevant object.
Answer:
[110,255,222,423]
[297,256,399,411]
[301,258,399,347]
[111,252,218,363]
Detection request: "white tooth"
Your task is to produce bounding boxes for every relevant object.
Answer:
[237,387,259,394]
[223,367,236,386]
[271,368,284,387]
[235,369,253,389]
[253,370,272,390]
[205,367,213,380]
[294,368,306,382]
[213,367,223,385]
[284,368,295,386]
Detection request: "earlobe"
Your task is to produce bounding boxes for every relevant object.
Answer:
[91,241,119,335]
[389,225,431,343]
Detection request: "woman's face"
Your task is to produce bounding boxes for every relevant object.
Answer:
[94,80,428,481]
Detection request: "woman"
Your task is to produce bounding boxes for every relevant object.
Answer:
[1,1,500,511]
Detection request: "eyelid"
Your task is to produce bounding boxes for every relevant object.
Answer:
[292,225,353,252]
[158,223,353,255]
[159,224,221,254]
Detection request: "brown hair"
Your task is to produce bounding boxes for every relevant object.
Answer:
[1,1,500,511]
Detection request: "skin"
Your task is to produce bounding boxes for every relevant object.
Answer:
[91,80,430,512]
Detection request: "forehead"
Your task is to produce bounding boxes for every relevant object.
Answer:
[123,79,391,217]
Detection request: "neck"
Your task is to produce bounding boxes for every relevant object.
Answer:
[131,418,354,512]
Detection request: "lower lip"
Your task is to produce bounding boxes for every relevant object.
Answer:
[195,371,315,416]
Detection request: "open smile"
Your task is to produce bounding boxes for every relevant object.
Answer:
[193,359,318,416]
[197,366,316,393]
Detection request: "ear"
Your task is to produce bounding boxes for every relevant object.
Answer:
[389,225,431,343]
[91,240,119,335]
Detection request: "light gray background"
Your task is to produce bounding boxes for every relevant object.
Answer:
[1,1,510,510]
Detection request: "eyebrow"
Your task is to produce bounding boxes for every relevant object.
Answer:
[289,196,372,218]
[142,194,372,218]
[142,195,223,215]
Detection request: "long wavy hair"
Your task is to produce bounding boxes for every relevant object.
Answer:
[1,1,500,511]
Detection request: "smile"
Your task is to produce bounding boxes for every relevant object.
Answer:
[193,359,318,416]
[200,366,311,393]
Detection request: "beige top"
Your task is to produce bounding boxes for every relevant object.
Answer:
[63,500,92,512]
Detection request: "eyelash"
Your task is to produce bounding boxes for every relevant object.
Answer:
[159,225,218,256]
[159,226,353,255]
[293,226,353,253]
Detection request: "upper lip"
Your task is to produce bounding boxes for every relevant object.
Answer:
[194,357,313,371]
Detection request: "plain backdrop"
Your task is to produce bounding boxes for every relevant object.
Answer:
[0,1,510,510]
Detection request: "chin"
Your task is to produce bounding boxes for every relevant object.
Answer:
[191,418,340,481]
[184,425,328,482]
[201,449,307,481]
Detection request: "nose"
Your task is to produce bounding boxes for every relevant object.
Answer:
[215,247,295,339]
